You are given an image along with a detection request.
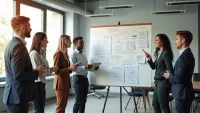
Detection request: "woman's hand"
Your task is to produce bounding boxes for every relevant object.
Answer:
[145,52,151,60]
[50,66,58,73]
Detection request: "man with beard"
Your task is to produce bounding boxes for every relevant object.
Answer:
[3,16,45,113]
[163,30,195,113]
[71,36,99,113]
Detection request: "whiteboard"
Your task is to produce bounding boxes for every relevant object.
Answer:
[89,24,152,87]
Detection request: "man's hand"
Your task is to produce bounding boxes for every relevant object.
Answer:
[36,66,46,76]
[94,66,99,71]
[163,70,171,79]
[68,64,77,70]
[85,64,93,70]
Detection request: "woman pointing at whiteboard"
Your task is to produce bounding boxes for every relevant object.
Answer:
[144,34,173,113]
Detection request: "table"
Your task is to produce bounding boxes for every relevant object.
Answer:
[91,82,200,113]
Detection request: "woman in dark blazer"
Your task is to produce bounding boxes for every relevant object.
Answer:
[53,35,77,113]
[145,34,173,113]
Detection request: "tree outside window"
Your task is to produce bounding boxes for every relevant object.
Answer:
[0,0,13,78]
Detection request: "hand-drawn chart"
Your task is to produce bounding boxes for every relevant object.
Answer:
[89,24,152,87]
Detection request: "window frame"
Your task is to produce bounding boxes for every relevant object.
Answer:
[0,0,65,81]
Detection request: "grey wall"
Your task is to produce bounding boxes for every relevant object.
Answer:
[78,0,198,92]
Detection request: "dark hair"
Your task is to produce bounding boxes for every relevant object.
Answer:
[30,32,47,54]
[176,30,193,46]
[73,36,83,45]
[154,34,173,60]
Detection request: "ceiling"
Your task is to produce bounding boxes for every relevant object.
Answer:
[75,0,107,2]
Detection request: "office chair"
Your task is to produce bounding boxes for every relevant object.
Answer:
[124,88,151,110]
[87,85,106,99]
[193,73,200,112]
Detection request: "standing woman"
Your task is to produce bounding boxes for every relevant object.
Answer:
[30,32,58,113]
[145,34,173,113]
[53,35,77,113]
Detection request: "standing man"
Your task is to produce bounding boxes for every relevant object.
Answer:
[71,36,99,113]
[163,30,195,113]
[3,16,45,113]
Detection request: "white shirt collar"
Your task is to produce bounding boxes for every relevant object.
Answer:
[75,48,83,54]
[14,34,27,45]
[179,47,189,56]
[157,50,163,60]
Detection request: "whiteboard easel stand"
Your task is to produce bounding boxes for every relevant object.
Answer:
[102,86,139,113]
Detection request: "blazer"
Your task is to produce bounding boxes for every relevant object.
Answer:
[169,48,195,100]
[53,50,70,90]
[3,37,38,104]
[148,50,173,88]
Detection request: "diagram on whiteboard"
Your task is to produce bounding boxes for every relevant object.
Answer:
[110,55,136,65]
[90,36,111,55]
[89,24,152,87]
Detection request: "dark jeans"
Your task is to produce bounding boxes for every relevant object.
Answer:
[152,87,171,113]
[72,75,89,113]
[6,103,29,113]
[32,82,46,113]
[175,98,193,113]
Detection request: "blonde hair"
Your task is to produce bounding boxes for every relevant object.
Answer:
[57,35,70,59]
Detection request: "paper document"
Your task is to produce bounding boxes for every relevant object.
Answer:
[125,65,139,84]
[137,55,146,64]
[138,31,148,48]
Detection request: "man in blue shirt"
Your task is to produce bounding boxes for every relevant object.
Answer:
[71,36,98,113]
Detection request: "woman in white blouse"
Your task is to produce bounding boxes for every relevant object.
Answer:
[29,32,58,113]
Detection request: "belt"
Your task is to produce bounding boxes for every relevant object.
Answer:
[76,75,87,78]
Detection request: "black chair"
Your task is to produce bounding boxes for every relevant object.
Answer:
[87,85,106,99]
[193,73,200,112]
[124,88,151,111]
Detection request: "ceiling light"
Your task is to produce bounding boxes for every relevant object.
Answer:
[152,10,186,14]
[85,14,113,17]
[99,4,134,10]
[166,0,200,5]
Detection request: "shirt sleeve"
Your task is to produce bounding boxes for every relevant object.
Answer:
[30,51,42,69]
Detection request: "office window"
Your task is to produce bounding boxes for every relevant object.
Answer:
[20,4,43,52]
[46,10,63,67]
[0,0,13,79]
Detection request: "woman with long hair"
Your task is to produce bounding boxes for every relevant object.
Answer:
[30,32,58,113]
[53,35,77,113]
[145,34,173,113]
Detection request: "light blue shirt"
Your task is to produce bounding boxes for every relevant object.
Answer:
[71,48,89,76]
[179,47,189,56]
